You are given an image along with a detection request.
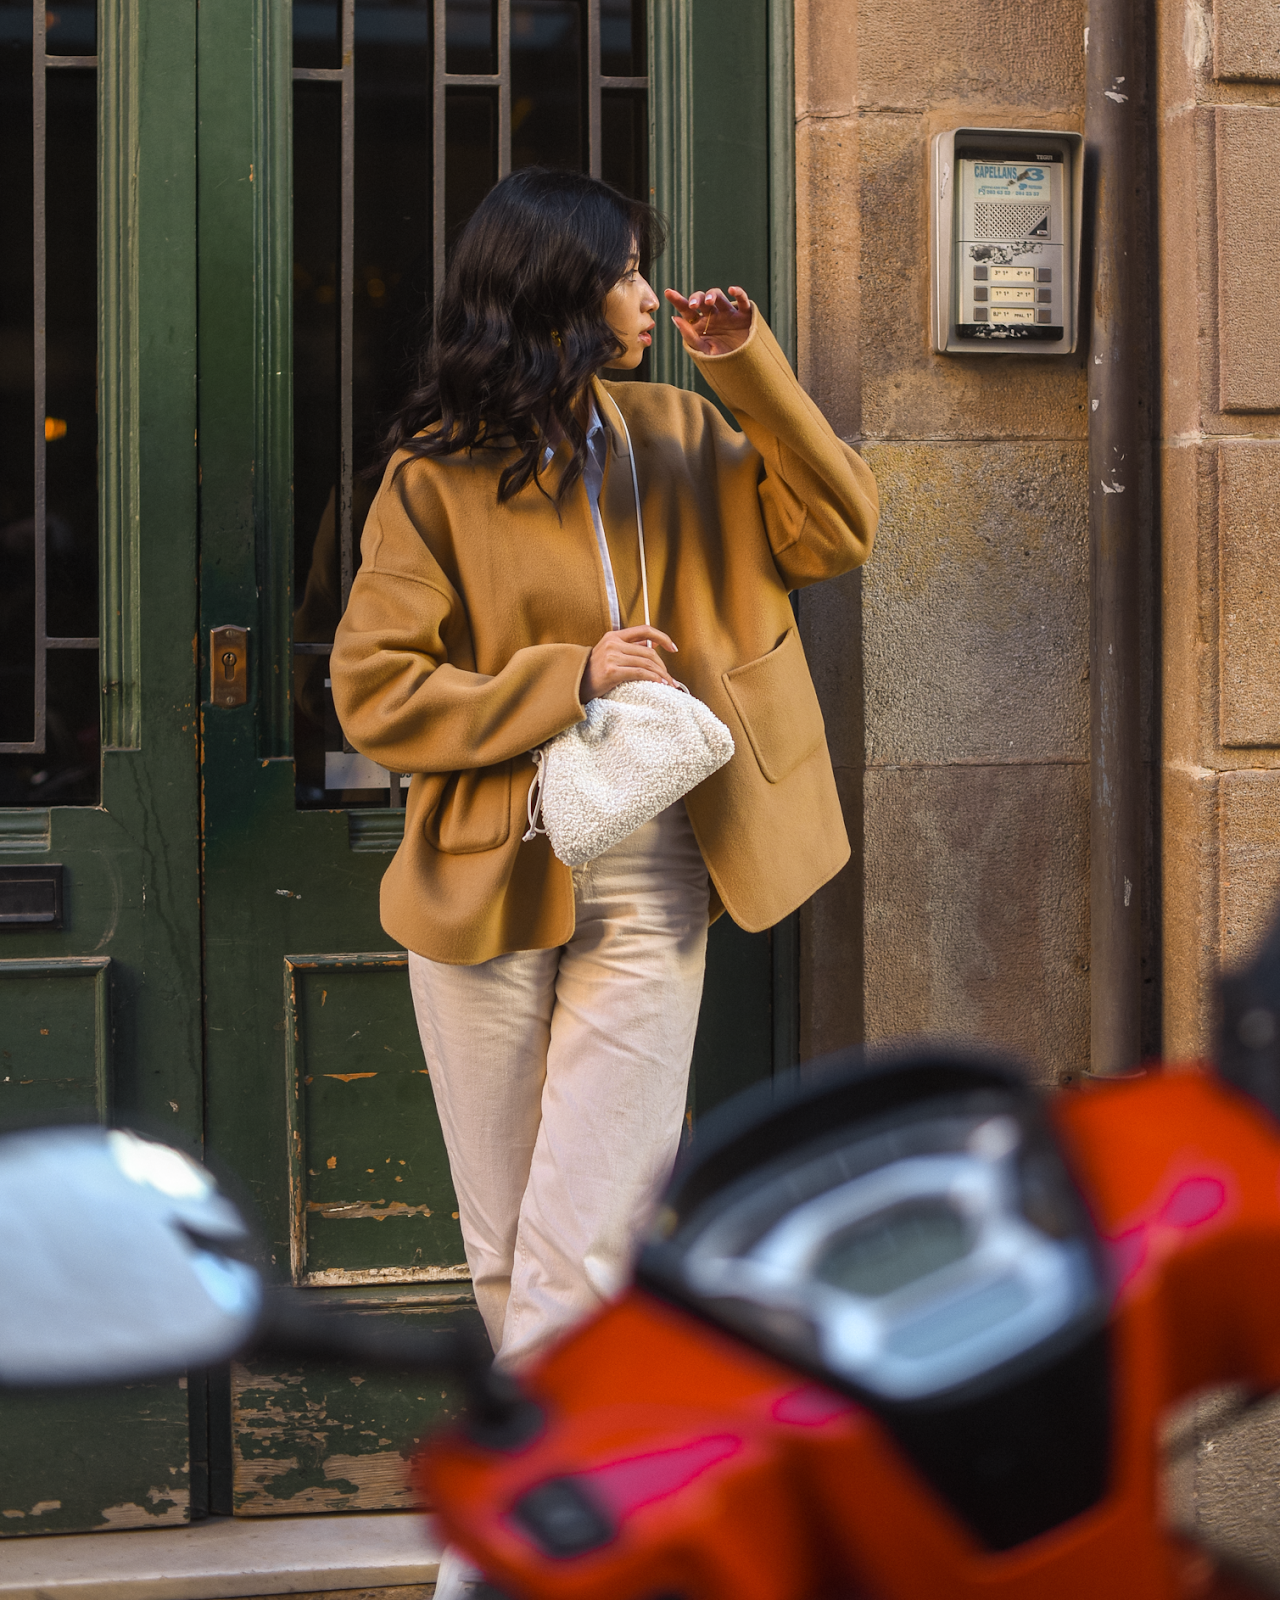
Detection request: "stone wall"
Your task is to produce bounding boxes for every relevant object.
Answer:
[1160,0,1280,1063]
[1158,0,1280,1574]
[794,0,1095,1084]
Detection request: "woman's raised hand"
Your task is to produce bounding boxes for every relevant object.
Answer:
[580,625,680,704]
[665,285,752,356]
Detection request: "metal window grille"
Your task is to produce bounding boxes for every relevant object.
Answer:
[292,1,648,807]
[0,4,100,758]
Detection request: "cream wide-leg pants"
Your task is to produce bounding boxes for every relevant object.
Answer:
[407,802,710,1370]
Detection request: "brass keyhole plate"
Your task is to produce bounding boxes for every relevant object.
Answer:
[210,625,250,708]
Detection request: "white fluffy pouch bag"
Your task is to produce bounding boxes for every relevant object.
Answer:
[523,681,734,866]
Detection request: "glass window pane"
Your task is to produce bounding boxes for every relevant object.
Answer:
[0,10,100,806]
[46,68,98,646]
[354,0,431,480]
[601,87,645,201]
[46,2,96,56]
[0,0,35,769]
[511,1,581,174]
[28,650,100,804]
[600,0,643,78]
[445,0,494,75]
[292,78,342,807]
[445,89,497,250]
[294,0,342,71]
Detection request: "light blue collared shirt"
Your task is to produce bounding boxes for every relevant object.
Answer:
[544,404,621,630]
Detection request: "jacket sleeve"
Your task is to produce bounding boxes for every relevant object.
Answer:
[690,309,878,590]
[330,463,590,775]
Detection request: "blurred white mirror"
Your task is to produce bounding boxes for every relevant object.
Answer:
[0,1125,262,1386]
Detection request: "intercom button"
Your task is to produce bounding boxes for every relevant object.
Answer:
[1036,289,1051,304]
[974,287,988,302]
[973,266,989,281]
[1036,309,1052,324]
[1037,268,1052,283]
[974,308,989,322]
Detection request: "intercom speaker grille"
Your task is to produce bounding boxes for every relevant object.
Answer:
[973,201,1050,240]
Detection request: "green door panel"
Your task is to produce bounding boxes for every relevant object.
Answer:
[284,954,466,1282]
[230,1294,482,1515]
[0,1383,191,1535]
[0,957,110,1119]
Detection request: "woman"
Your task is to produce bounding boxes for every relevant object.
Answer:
[332,166,877,1376]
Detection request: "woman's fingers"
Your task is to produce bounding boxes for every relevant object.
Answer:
[608,645,678,681]
[667,287,749,320]
[614,624,678,653]
[664,285,752,355]
[581,626,683,701]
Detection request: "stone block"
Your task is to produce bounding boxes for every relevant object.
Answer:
[856,0,1084,112]
[1156,104,1213,439]
[1219,768,1280,968]
[856,115,1089,442]
[1219,444,1280,746]
[1215,0,1280,82]
[863,763,1089,1083]
[1160,440,1216,769]
[1171,1389,1280,1593]
[860,442,1088,764]
[800,764,864,1060]
[802,566,863,772]
[1216,108,1280,413]
[794,0,857,118]
[1161,763,1219,1062]
[795,113,861,438]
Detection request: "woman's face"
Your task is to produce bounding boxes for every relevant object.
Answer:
[602,250,659,369]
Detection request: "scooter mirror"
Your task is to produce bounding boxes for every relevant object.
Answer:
[0,1124,263,1386]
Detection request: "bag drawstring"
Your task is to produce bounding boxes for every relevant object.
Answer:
[522,746,547,841]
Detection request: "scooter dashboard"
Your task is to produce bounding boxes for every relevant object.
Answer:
[640,1055,1108,1408]
[673,1110,1097,1401]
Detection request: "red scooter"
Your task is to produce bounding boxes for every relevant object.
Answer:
[6,921,1280,1599]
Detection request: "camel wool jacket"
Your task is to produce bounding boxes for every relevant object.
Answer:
[331,308,878,964]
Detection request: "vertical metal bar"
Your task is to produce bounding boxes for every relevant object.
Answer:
[1087,0,1143,1075]
[32,0,48,753]
[766,0,796,363]
[497,0,510,177]
[587,0,601,179]
[338,0,356,614]
[432,0,446,302]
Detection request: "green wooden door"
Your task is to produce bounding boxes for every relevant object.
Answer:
[196,0,797,1519]
[2,0,795,1532]
[0,0,205,1534]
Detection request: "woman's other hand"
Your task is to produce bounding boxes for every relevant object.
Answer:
[665,285,752,356]
[580,625,680,703]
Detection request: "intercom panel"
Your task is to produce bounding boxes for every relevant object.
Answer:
[931,128,1083,356]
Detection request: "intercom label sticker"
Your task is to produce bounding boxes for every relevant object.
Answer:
[970,163,1052,200]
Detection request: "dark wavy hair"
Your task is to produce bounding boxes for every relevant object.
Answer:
[379,168,667,504]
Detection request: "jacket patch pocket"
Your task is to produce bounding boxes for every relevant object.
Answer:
[424,760,513,854]
[722,627,826,785]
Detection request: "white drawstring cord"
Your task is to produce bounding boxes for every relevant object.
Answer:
[523,746,547,841]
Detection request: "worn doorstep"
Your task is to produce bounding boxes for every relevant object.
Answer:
[0,1511,443,1600]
